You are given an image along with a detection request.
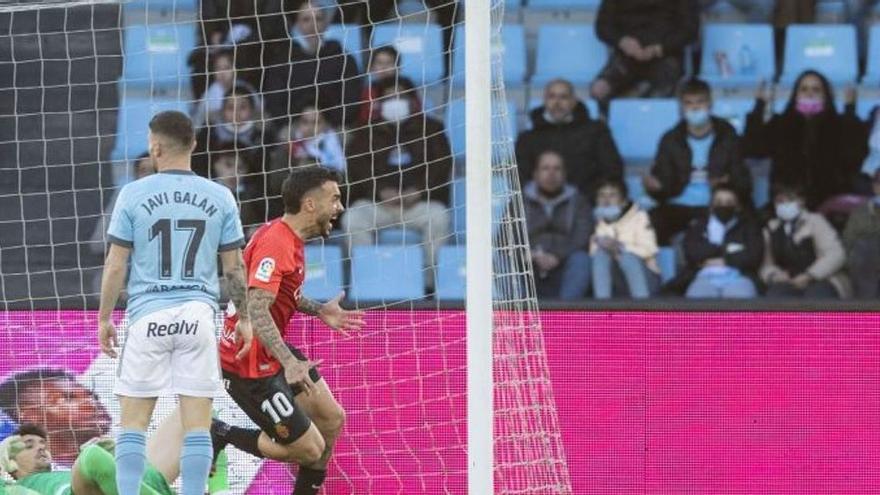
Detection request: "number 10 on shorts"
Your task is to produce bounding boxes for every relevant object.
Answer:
[261,391,295,423]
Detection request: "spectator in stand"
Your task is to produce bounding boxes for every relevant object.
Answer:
[358,46,402,126]
[761,183,850,299]
[670,185,763,298]
[590,178,660,299]
[743,71,866,210]
[516,79,623,198]
[843,169,880,298]
[645,78,751,245]
[191,0,288,102]
[590,0,700,109]
[273,102,346,174]
[193,85,267,179]
[209,145,265,230]
[266,0,361,127]
[193,48,261,127]
[343,76,452,271]
[523,150,593,301]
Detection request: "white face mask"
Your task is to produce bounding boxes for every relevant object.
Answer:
[381,97,411,123]
[775,201,801,222]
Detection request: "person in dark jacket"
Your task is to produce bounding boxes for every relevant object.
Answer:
[843,169,880,298]
[524,150,594,300]
[590,0,700,107]
[262,0,362,127]
[670,184,763,298]
[743,70,866,210]
[516,79,623,198]
[645,79,751,245]
[761,183,850,299]
[343,76,453,271]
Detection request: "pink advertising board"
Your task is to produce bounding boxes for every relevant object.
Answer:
[1,310,878,494]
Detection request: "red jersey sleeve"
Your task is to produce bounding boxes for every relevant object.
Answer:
[247,234,293,295]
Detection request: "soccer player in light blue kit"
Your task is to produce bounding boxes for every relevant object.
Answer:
[97,111,252,495]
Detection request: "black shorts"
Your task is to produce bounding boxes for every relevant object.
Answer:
[222,344,322,444]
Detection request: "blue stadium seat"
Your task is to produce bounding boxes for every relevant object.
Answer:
[435,246,466,300]
[350,245,425,301]
[450,174,513,240]
[700,24,775,89]
[528,0,601,8]
[378,227,424,245]
[452,24,527,87]
[324,24,364,70]
[371,22,445,85]
[780,24,857,86]
[625,174,656,210]
[125,0,197,13]
[608,98,679,163]
[122,24,196,91]
[857,97,880,120]
[533,24,607,85]
[656,247,677,284]
[862,25,880,86]
[713,97,756,135]
[112,96,188,161]
[303,245,344,301]
[752,174,770,208]
[446,98,517,157]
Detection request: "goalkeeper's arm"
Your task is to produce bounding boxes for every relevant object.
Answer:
[73,444,163,495]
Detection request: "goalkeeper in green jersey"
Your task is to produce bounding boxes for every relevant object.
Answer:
[0,419,229,495]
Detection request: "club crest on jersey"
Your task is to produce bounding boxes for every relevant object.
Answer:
[255,257,275,282]
[275,423,290,439]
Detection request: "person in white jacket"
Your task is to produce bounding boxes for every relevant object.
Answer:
[590,178,661,298]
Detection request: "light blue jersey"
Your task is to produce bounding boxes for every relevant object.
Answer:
[107,170,244,324]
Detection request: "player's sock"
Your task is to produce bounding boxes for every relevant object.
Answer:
[115,430,147,495]
[211,418,264,459]
[180,431,213,495]
[292,466,326,495]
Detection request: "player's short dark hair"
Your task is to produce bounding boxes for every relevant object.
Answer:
[678,78,712,99]
[0,369,75,421]
[594,177,628,200]
[370,45,399,66]
[282,165,342,214]
[14,423,47,440]
[148,111,195,150]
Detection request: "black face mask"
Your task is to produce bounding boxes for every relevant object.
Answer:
[713,206,737,223]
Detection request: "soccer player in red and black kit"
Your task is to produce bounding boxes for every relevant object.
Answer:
[213,166,365,495]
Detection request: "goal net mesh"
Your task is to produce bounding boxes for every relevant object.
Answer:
[0,0,571,492]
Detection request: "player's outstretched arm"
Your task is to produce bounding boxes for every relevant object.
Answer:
[297,291,366,336]
[248,288,317,393]
[97,244,131,358]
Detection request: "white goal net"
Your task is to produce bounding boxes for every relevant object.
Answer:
[0,0,571,493]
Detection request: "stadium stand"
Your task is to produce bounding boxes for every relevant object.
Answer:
[699,24,775,90]
[350,245,426,301]
[303,245,345,301]
[780,24,858,86]
[532,23,606,86]
[607,98,679,164]
[371,21,446,86]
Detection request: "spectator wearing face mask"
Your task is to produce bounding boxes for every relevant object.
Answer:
[193,85,267,179]
[761,183,850,299]
[358,46,401,126]
[524,150,593,301]
[668,185,763,298]
[193,48,261,127]
[843,169,880,299]
[344,76,452,275]
[270,0,362,127]
[515,79,623,198]
[744,70,866,209]
[590,178,660,299]
[644,78,751,246]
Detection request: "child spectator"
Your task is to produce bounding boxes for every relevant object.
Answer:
[672,185,763,298]
[761,183,851,299]
[590,178,660,299]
